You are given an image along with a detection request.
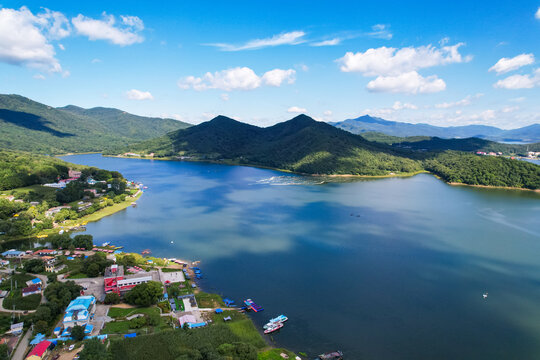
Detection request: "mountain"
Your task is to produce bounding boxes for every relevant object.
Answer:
[331,115,540,143]
[0,94,191,154]
[120,114,540,189]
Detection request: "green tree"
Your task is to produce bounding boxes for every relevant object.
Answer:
[71,325,85,341]
[125,281,164,307]
[23,259,45,273]
[0,343,9,360]
[79,338,108,360]
[104,292,121,305]
[33,320,49,335]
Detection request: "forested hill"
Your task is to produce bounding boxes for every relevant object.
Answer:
[118,115,540,189]
[0,94,191,154]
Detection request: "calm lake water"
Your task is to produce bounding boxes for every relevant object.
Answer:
[61,154,540,359]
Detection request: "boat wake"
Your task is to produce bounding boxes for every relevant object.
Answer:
[253,176,324,186]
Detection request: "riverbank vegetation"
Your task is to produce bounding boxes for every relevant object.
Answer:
[114,114,540,190]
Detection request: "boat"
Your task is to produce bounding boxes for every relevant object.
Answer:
[243,299,264,312]
[141,249,151,255]
[316,351,343,360]
[102,242,110,247]
[263,315,288,329]
[263,321,284,334]
[483,292,488,299]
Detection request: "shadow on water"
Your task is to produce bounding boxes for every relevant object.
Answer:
[0,109,74,137]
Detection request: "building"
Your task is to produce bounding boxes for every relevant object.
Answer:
[45,206,72,217]
[43,183,66,189]
[63,296,96,327]
[10,322,24,335]
[0,260,9,266]
[68,169,82,179]
[22,285,41,297]
[26,340,53,360]
[104,265,153,294]
[34,249,57,256]
[26,278,42,287]
[45,264,66,273]
[1,250,24,258]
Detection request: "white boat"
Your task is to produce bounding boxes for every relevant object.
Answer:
[263,315,288,329]
[102,242,110,247]
[263,321,284,334]
[483,292,488,299]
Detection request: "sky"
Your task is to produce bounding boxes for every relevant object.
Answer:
[0,0,539,129]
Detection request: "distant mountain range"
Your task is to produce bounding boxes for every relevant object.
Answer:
[0,94,190,154]
[331,115,540,143]
[118,114,540,189]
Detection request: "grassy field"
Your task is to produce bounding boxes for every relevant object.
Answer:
[258,349,298,360]
[101,320,132,334]
[108,306,160,319]
[194,291,225,308]
[3,291,41,310]
[211,310,266,349]
[0,274,33,290]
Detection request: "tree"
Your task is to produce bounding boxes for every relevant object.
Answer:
[71,325,85,341]
[86,263,100,277]
[0,343,9,360]
[73,235,93,249]
[104,292,121,305]
[44,281,82,309]
[33,320,49,335]
[125,281,163,307]
[79,338,108,360]
[109,179,126,195]
[56,181,86,203]
[24,259,45,273]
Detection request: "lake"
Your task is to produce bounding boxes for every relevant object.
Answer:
[61,154,540,359]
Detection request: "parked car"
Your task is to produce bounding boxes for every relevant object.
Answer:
[68,344,75,351]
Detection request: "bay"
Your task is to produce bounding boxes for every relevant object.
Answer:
[61,154,540,359]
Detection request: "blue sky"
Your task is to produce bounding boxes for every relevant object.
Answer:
[1,0,539,128]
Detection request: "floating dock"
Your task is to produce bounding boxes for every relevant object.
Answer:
[244,299,264,312]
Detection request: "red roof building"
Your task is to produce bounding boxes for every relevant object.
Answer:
[26,340,52,359]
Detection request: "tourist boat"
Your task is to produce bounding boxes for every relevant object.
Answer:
[102,242,110,247]
[141,249,151,255]
[263,315,288,329]
[263,321,284,334]
[316,351,344,360]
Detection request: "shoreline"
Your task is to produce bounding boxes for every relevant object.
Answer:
[103,154,540,193]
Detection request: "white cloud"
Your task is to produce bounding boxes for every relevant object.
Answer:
[287,106,307,113]
[0,6,64,72]
[207,31,305,51]
[72,12,144,46]
[125,89,154,100]
[311,38,341,47]
[178,67,296,91]
[494,69,540,89]
[62,70,70,78]
[367,24,392,40]
[366,71,446,94]
[220,93,229,101]
[337,43,470,76]
[392,101,418,110]
[33,74,45,80]
[91,58,102,63]
[261,69,296,86]
[40,9,71,40]
[502,106,519,113]
[58,44,65,50]
[324,110,332,116]
[489,54,534,74]
[536,7,540,19]
[435,93,483,108]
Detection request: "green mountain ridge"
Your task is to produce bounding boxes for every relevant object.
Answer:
[119,115,540,189]
[0,94,191,154]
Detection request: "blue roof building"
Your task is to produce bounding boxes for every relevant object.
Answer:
[1,249,24,258]
[63,296,96,327]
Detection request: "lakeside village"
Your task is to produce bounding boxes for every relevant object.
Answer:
[475,150,540,160]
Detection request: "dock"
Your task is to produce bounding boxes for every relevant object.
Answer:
[244,299,264,312]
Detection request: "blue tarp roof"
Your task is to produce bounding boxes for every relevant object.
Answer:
[215,308,223,313]
[66,257,74,260]
[189,322,207,329]
[66,295,95,312]
[30,278,41,284]
[84,324,94,334]
[124,333,137,338]
[30,333,46,345]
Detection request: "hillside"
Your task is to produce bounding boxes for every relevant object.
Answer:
[119,115,540,189]
[0,94,190,154]
[332,115,540,143]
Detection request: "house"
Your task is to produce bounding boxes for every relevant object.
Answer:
[104,265,153,294]
[34,249,57,256]
[22,285,41,297]
[0,260,9,266]
[10,322,24,335]
[86,178,97,185]
[0,291,8,298]
[63,295,96,327]
[43,183,66,189]
[45,264,65,273]
[41,256,56,266]
[1,250,24,258]
[68,169,82,179]
[45,206,72,217]
[26,278,42,287]
[26,340,53,360]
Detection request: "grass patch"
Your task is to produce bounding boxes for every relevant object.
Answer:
[3,291,41,310]
[258,349,297,360]
[108,306,160,319]
[195,291,224,308]
[0,274,33,290]
[67,272,88,279]
[101,320,132,334]
[160,267,183,273]
[227,318,266,349]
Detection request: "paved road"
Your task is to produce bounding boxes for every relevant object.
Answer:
[11,330,31,360]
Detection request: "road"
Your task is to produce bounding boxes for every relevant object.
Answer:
[11,330,31,360]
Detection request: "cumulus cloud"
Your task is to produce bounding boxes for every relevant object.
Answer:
[178,67,296,91]
[207,31,305,51]
[435,93,483,108]
[338,43,469,76]
[489,54,535,74]
[261,69,296,86]
[125,89,154,100]
[392,101,418,110]
[33,74,46,80]
[536,7,540,19]
[72,12,144,46]
[287,106,307,113]
[494,69,540,89]
[0,6,66,72]
[366,71,446,94]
